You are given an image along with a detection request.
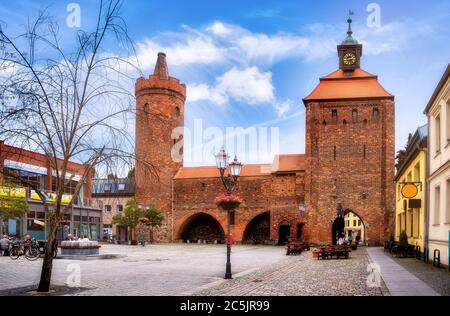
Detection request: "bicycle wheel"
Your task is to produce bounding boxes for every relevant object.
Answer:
[9,247,20,260]
[25,247,40,261]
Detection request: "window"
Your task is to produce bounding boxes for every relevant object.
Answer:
[352,109,358,122]
[103,183,112,192]
[117,204,123,213]
[446,179,450,223]
[434,186,440,225]
[447,101,450,143]
[333,145,337,160]
[118,183,125,191]
[105,205,112,212]
[373,108,380,122]
[413,163,420,182]
[358,220,361,226]
[353,220,357,226]
[435,114,441,154]
[413,209,420,238]
[332,110,338,124]
[363,145,366,160]
[175,106,180,117]
[143,103,149,113]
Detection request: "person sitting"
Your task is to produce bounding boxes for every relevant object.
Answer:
[22,234,32,245]
[78,234,90,241]
[1,235,10,256]
[66,234,74,241]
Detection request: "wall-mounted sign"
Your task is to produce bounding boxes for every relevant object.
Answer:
[401,183,419,199]
[408,199,422,209]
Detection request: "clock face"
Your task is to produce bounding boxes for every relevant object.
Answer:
[343,52,357,66]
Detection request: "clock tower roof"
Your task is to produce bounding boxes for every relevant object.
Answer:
[303,68,394,102]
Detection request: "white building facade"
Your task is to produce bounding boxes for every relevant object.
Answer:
[425,64,450,267]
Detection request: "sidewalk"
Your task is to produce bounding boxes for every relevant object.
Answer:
[367,248,440,296]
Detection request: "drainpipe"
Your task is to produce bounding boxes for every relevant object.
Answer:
[420,141,430,263]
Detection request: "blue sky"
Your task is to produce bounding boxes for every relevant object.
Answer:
[1,0,449,166]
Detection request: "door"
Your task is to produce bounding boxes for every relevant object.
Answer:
[278,224,291,245]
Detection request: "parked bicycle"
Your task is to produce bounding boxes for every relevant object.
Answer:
[9,238,40,261]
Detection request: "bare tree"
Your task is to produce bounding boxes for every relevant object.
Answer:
[0,0,155,292]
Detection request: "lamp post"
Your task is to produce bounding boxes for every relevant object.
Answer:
[215,147,242,279]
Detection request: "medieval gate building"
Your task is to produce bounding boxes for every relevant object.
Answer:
[134,20,395,246]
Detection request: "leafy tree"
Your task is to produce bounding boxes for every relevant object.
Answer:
[142,204,164,243]
[395,133,413,171]
[112,198,141,241]
[0,182,29,221]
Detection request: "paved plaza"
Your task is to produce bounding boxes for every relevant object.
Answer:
[0,244,448,296]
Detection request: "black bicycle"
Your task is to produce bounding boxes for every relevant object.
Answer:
[9,239,40,261]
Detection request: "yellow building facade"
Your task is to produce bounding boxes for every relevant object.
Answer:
[394,125,427,251]
[344,211,365,242]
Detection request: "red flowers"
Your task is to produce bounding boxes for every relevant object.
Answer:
[214,194,242,210]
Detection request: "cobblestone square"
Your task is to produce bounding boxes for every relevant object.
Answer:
[0,244,388,296]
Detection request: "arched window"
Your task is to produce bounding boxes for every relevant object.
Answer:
[143,103,149,113]
[175,106,181,117]
[373,108,380,122]
[352,109,358,123]
[332,110,338,124]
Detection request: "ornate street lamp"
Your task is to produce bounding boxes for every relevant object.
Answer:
[215,147,242,279]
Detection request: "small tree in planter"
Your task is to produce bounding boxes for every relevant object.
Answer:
[112,198,141,244]
[140,205,164,244]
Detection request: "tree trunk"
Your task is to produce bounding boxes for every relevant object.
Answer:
[37,219,58,292]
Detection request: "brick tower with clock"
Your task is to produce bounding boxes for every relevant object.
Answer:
[303,17,395,246]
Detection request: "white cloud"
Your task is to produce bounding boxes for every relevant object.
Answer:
[187,66,274,106]
[217,67,275,104]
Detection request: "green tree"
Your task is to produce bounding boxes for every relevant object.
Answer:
[0,182,30,228]
[142,204,164,243]
[112,198,141,241]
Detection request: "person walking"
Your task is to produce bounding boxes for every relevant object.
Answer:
[348,234,353,245]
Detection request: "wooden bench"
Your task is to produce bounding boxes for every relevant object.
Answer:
[285,240,309,256]
[317,245,351,260]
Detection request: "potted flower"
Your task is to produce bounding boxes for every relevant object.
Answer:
[312,248,319,258]
[214,194,242,211]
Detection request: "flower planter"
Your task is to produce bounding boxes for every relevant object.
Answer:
[215,194,242,211]
[217,201,241,211]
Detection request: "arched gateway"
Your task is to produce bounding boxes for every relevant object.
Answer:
[179,213,225,244]
[242,212,270,244]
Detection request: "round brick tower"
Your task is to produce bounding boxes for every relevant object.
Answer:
[135,52,186,242]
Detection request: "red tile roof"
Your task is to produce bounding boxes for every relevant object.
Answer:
[174,154,305,179]
[303,68,393,102]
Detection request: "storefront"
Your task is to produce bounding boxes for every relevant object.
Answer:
[1,201,102,241]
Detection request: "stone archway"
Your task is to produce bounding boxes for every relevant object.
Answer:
[242,211,270,244]
[179,213,225,244]
[332,208,366,245]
